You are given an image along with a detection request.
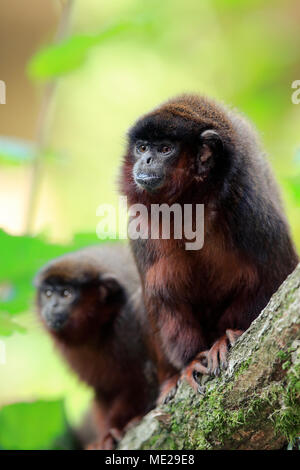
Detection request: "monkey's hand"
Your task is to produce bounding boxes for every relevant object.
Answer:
[182,329,244,391]
[200,329,244,376]
[157,374,180,405]
[181,352,209,393]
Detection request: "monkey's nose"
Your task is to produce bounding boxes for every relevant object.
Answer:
[146,157,152,164]
[45,312,69,331]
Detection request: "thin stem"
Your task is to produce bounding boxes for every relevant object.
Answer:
[25,0,75,234]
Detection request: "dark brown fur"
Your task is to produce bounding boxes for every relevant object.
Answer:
[120,94,299,397]
[35,244,157,448]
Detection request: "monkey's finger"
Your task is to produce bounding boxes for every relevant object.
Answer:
[197,385,206,395]
[195,350,209,367]
[207,343,220,376]
[219,338,229,370]
[196,350,209,359]
[181,360,209,393]
[226,329,244,347]
[157,375,180,405]
[163,388,177,405]
[183,376,199,393]
[192,360,209,376]
[177,377,182,387]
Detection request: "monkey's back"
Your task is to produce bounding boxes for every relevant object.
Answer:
[160,94,298,281]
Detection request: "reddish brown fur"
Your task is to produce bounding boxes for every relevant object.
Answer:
[35,245,157,448]
[120,94,299,396]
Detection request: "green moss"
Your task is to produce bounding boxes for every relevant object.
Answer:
[166,357,299,449]
[272,361,300,445]
[162,437,178,450]
[167,384,249,449]
[282,360,291,370]
[144,434,160,450]
[148,342,299,450]
[277,350,288,361]
[235,358,252,377]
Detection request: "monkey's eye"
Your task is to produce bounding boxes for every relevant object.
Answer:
[137,143,149,153]
[45,289,53,298]
[62,288,73,298]
[158,144,174,155]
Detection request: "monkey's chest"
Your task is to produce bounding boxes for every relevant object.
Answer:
[144,244,243,310]
[59,344,120,393]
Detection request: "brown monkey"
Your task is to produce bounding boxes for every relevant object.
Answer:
[35,244,157,449]
[120,94,298,402]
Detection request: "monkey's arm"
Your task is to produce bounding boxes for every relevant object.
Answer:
[156,303,207,369]
[152,301,208,403]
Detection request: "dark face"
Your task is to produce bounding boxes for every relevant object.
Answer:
[37,273,125,342]
[39,283,78,331]
[128,112,224,198]
[132,140,179,192]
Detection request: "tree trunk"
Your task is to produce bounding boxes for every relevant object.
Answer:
[119,264,300,450]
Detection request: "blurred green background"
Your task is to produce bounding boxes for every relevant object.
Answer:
[0,0,299,449]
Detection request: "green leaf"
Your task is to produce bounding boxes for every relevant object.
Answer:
[0,312,26,336]
[286,176,300,204]
[0,230,104,316]
[0,400,73,450]
[28,17,152,79]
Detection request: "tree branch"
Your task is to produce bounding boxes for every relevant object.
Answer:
[119,264,300,450]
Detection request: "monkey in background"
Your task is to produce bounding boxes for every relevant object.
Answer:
[120,94,298,402]
[35,244,157,450]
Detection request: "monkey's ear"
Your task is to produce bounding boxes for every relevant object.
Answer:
[199,130,223,162]
[98,273,122,301]
[196,130,223,179]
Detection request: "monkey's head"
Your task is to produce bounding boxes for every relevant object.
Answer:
[35,255,125,344]
[121,95,235,203]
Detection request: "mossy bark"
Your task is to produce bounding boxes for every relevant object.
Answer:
[119,264,300,450]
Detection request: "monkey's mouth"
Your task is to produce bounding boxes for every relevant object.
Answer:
[44,312,69,331]
[135,173,164,192]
